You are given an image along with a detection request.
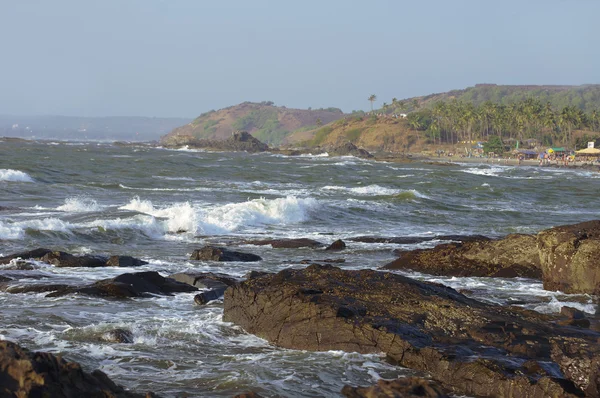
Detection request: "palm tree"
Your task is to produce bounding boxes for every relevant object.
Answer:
[368,95,377,112]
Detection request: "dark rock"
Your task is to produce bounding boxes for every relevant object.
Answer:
[184,131,269,153]
[557,319,591,328]
[100,328,134,344]
[0,275,12,283]
[0,248,147,268]
[0,340,154,397]
[5,284,74,294]
[299,258,346,264]
[561,306,587,320]
[194,287,227,305]
[382,234,541,278]
[244,271,272,280]
[0,248,53,264]
[224,264,599,397]
[169,271,238,288]
[233,393,264,398]
[106,256,149,267]
[190,246,262,262]
[244,238,323,249]
[349,234,491,245]
[327,142,373,158]
[537,220,600,294]
[47,271,197,298]
[341,377,448,398]
[325,239,346,251]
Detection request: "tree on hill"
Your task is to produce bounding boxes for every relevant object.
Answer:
[368,95,377,112]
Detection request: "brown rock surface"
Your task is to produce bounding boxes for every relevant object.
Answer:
[342,377,448,398]
[537,220,600,294]
[224,265,599,397]
[0,248,148,268]
[382,234,541,278]
[190,246,262,262]
[0,340,154,397]
[244,238,323,249]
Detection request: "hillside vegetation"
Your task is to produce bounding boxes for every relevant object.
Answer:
[160,102,344,146]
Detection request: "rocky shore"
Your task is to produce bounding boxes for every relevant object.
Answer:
[1,221,599,397]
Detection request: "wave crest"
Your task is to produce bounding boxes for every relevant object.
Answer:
[0,169,34,182]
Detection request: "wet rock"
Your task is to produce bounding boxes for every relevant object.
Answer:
[537,220,600,295]
[194,287,227,305]
[0,248,147,268]
[561,306,587,320]
[0,340,154,397]
[382,234,541,278]
[180,131,269,153]
[244,271,272,280]
[47,271,197,298]
[299,258,346,264]
[106,256,149,267]
[190,246,262,262]
[224,264,598,397]
[5,284,74,294]
[325,239,346,251]
[349,234,491,245]
[341,377,448,398]
[326,142,373,158]
[233,393,264,398]
[244,238,323,249]
[0,248,53,264]
[100,328,134,344]
[169,271,238,288]
[0,275,12,282]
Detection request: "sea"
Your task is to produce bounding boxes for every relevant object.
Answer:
[0,139,598,397]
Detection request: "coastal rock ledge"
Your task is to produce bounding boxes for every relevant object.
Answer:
[223,264,600,397]
[0,340,156,397]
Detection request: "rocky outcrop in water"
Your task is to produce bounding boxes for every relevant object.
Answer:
[382,234,541,278]
[325,239,346,251]
[342,377,448,398]
[326,142,373,158]
[223,264,599,397]
[244,238,323,249]
[173,131,269,152]
[190,246,262,262]
[349,234,491,244]
[100,329,134,344]
[537,220,600,295]
[0,248,148,268]
[0,340,155,397]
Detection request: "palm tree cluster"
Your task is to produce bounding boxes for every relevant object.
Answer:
[406,98,600,147]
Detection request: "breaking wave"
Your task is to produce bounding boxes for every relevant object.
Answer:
[0,169,34,182]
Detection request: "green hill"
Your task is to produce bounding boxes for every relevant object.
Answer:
[160,102,345,146]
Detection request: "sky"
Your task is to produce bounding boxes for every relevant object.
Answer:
[0,0,598,117]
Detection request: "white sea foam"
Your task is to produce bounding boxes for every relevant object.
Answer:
[461,166,507,177]
[0,218,74,240]
[201,196,319,234]
[119,197,197,234]
[0,169,34,182]
[322,185,429,199]
[57,197,102,212]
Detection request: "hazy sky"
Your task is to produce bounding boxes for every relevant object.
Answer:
[1,0,598,117]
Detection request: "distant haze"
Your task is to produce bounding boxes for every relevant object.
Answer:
[0,0,598,117]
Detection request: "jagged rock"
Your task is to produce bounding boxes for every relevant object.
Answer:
[382,234,541,278]
[537,220,600,294]
[181,131,269,153]
[46,271,197,298]
[106,256,149,267]
[0,248,147,268]
[100,329,134,344]
[561,306,588,320]
[244,238,323,249]
[349,234,491,244]
[342,377,448,398]
[325,239,346,251]
[224,264,598,397]
[244,271,272,280]
[190,246,262,262]
[327,142,373,158]
[0,340,154,397]
[168,271,238,288]
[194,287,227,305]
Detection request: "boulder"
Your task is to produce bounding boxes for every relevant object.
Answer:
[342,377,448,398]
[46,271,197,298]
[537,220,600,294]
[100,328,134,344]
[382,234,541,278]
[327,142,373,158]
[190,246,262,262]
[244,238,323,249]
[325,239,346,251]
[349,234,491,245]
[168,271,238,289]
[194,287,227,305]
[0,340,154,397]
[0,248,147,268]
[224,264,599,397]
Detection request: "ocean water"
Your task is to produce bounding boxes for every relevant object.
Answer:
[0,140,598,397]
